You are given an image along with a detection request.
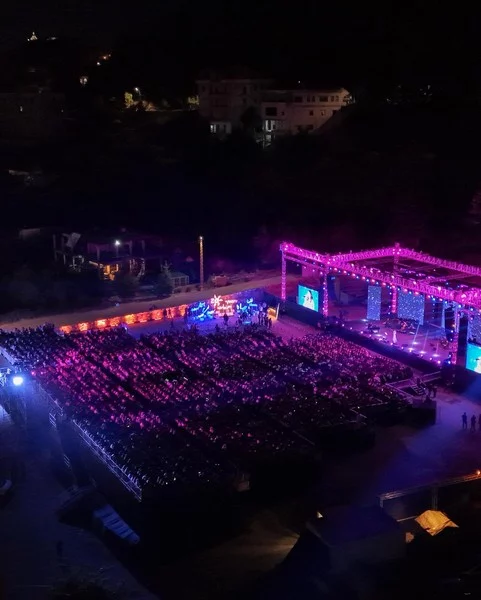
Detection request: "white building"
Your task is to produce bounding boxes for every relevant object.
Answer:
[196,68,272,137]
[262,88,350,142]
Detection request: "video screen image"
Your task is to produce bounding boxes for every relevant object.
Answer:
[298,284,319,312]
[367,285,382,321]
[466,343,481,374]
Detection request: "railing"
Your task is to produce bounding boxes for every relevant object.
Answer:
[379,470,481,507]
[71,421,142,502]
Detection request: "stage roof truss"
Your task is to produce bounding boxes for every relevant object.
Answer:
[281,242,481,311]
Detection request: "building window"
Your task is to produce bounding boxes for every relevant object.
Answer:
[335,96,339,101]
[309,110,314,116]
[330,96,335,101]
[319,96,328,102]
[294,96,303,103]
[265,106,278,117]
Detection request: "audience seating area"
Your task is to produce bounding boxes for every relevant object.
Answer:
[0,324,412,495]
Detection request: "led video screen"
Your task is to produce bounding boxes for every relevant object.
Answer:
[466,343,481,374]
[298,284,319,312]
[398,291,424,325]
[367,285,382,321]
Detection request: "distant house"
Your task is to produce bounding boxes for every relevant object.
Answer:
[196,67,272,137]
[196,68,352,143]
[53,230,165,280]
[261,87,351,143]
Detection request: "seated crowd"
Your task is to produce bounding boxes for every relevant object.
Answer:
[0,322,412,493]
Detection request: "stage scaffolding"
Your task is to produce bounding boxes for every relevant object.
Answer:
[280,242,481,365]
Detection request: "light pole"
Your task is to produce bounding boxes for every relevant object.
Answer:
[199,236,204,290]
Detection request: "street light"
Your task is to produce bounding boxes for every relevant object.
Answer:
[114,239,121,258]
[12,375,24,386]
[199,236,204,291]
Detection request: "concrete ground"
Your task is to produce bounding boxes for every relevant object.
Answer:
[0,404,158,600]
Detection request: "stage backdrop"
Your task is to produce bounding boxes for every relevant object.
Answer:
[398,291,424,325]
[367,285,382,321]
[468,313,481,343]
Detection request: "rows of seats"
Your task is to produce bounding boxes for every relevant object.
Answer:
[0,324,412,494]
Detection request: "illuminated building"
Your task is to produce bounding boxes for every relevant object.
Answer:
[53,230,189,283]
[196,68,351,142]
[196,68,272,137]
[262,87,351,144]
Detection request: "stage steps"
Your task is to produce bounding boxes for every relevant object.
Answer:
[93,505,140,545]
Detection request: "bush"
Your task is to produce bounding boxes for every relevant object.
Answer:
[155,266,173,297]
[113,273,139,298]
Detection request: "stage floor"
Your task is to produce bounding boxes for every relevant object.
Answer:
[337,304,451,368]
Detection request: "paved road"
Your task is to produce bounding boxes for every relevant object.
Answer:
[0,273,291,332]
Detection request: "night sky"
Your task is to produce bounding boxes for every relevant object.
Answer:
[0,2,477,93]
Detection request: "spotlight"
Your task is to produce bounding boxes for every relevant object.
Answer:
[12,375,24,386]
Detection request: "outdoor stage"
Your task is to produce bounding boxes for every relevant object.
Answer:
[280,242,481,378]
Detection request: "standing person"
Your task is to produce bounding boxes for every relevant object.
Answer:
[462,412,468,429]
[471,414,477,431]
[478,414,481,431]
